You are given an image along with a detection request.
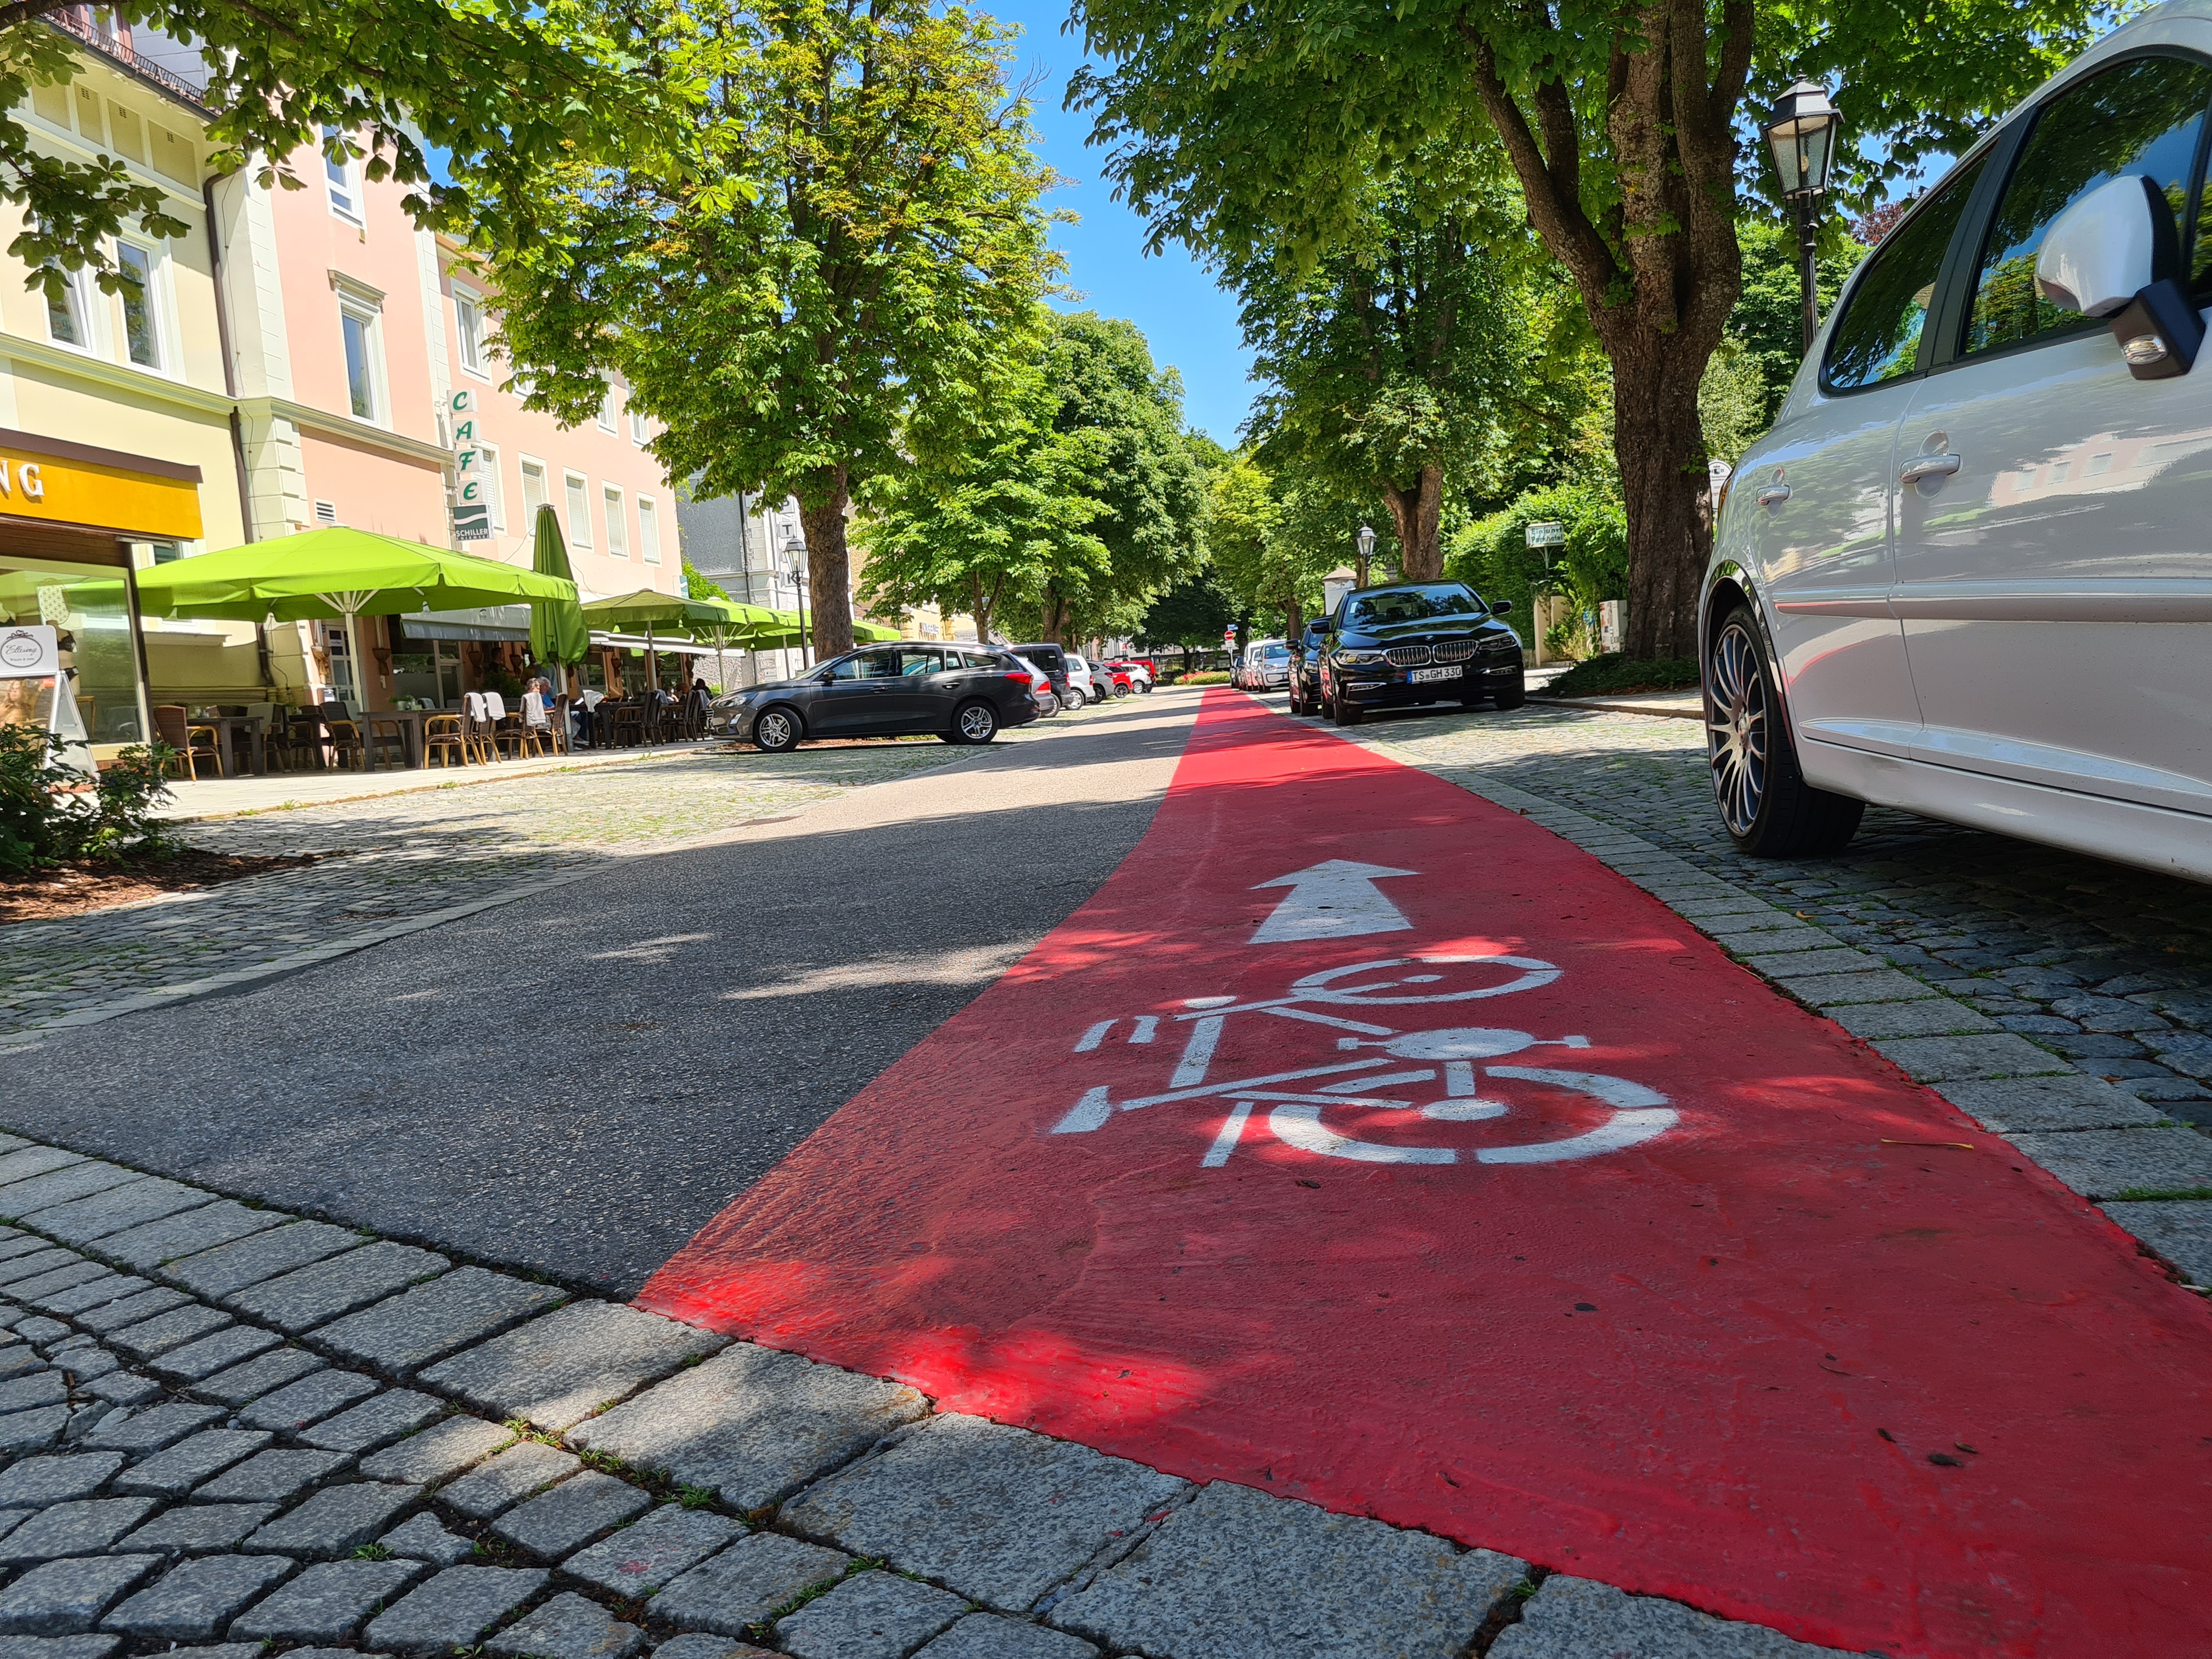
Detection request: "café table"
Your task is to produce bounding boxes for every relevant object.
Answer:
[199,714,267,778]
[362,709,430,770]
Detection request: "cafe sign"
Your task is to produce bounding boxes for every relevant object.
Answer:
[452,390,492,541]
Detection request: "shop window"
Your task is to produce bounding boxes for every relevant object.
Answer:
[324,126,360,224]
[454,286,486,374]
[604,486,628,558]
[639,496,661,564]
[565,472,591,548]
[0,555,147,746]
[116,242,159,368]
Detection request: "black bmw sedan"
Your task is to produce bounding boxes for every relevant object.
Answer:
[718,643,1043,752]
[1302,580,1524,726]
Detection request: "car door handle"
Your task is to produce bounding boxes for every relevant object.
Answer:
[1754,484,1792,506]
[1900,453,1961,483]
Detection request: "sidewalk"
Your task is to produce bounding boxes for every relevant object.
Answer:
[153,743,682,823]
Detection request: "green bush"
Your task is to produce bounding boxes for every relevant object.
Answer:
[1446,482,1627,649]
[1541,653,1702,697]
[1177,671,1232,685]
[0,725,176,876]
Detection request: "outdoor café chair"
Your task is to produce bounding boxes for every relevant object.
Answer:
[424,713,468,768]
[152,704,223,780]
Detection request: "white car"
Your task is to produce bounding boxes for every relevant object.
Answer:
[1705,5,2212,883]
[1064,653,1101,707]
[1243,639,1293,690]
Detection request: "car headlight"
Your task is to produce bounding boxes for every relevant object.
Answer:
[1333,648,1385,667]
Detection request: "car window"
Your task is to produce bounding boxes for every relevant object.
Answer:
[1963,55,2212,357]
[1344,584,1485,627]
[897,648,944,677]
[826,650,898,681]
[1825,153,1988,390]
[1261,644,1290,658]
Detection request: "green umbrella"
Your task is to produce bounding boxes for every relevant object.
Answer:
[529,506,590,685]
[136,527,578,710]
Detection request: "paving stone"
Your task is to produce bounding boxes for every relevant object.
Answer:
[0,1252,82,1290]
[75,1289,189,1335]
[240,1368,380,1431]
[151,1324,283,1383]
[106,1304,233,1362]
[776,1571,965,1659]
[317,1268,566,1379]
[37,1277,152,1318]
[157,1646,257,1659]
[25,1181,210,1248]
[491,1469,650,1558]
[245,1481,419,1556]
[0,1148,89,1191]
[439,1441,580,1520]
[277,1647,392,1659]
[1829,1000,1996,1041]
[0,1556,160,1636]
[0,1498,160,1563]
[0,1637,123,1659]
[8,1263,117,1310]
[785,1415,1188,1611]
[0,1166,147,1222]
[1051,1482,1526,1659]
[363,1566,550,1656]
[379,1513,475,1566]
[1739,947,1884,980]
[9,1316,67,1345]
[2010,1127,2212,1200]
[653,1533,850,1638]
[195,1345,329,1405]
[0,1452,125,1507]
[1870,1034,2073,1082]
[0,1345,33,1379]
[2102,1199,2212,1284]
[1708,926,1839,956]
[562,1505,746,1598]
[230,1243,452,1331]
[82,1401,223,1455]
[572,1344,928,1511]
[303,1389,447,1454]
[196,1448,353,1504]
[163,1224,365,1301]
[421,1302,726,1432]
[0,1407,67,1453]
[230,1559,427,1643]
[116,1503,279,1555]
[484,1592,644,1659]
[914,1615,1097,1659]
[86,1372,162,1408]
[99,1553,294,1641]
[99,1203,289,1274]
[651,1637,773,1659]
[0,1373,65,1414]
[116,1430,274,1498]
[1488,1573,1855,1658]
[358,1415,512,1486]
[1938,1075,2164,1133]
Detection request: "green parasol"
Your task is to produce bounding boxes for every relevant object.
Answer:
[528,506,590,684]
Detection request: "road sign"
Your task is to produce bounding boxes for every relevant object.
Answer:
[1525,520,1565,548]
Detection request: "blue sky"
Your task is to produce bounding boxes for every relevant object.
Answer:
[989,0,1261,445]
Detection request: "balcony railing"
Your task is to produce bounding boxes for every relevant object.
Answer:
[47,8,207,108]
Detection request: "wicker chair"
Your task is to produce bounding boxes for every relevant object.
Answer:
[423,712,468,768]
[151,704,222,780]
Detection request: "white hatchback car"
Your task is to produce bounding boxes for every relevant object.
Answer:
[1707,3,2212,884]
[1064,652,1101,707]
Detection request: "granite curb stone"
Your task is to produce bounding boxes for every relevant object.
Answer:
[1488,1574,1857,1657]
[26,1181,210,1248]
[0,1167,147,1220]
[163,1224,365,1301]
[1940,1075,2165,1133]
[2009,1127,2212,1200]
[316,1268,565,1378]
[75,1290,188,1336]
[97,1203,287,1273]
[1871,1034,2073,1083]
[151,1324,282,1383]
[419,1300,726,1431]
[230,1243,452,1332]
[2101,1199,2212,1283]
[106,1304,232,1361]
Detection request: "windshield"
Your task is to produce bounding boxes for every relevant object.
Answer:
[1345,584,1485,628]
[1259,644,1290,659]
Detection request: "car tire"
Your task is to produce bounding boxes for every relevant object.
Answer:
[752,705,803,753]
[1707,603,1864,857]
[1065,687,1086,710]
[1492,670,1526,711]
[950,699,1000,745]
[1332,692,1363,726]
[1114,682,1131,698]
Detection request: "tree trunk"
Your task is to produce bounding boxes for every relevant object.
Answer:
[798,470,854,661]
[1610,337,1711,659]
[1379,465,1445,581]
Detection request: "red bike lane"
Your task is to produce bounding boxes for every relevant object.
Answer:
[642,690,2212,1657]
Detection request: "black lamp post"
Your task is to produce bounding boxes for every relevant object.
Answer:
[1355,523,1376,589]
[1764,79,1843,353]
[783,535,810,668]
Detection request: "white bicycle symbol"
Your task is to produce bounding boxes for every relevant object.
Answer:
[1049,954,1676,1169]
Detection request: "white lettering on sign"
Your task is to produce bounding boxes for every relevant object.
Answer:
[450,389,490,541]
[22,464,42,500]
[1048,955,1677,1170]
[1249,860,1418,944]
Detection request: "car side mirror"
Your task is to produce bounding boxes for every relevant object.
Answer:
[2035,174,2202,379]
[814,670,835,685]
[1490,600,1514,616]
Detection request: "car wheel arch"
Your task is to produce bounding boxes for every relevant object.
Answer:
[1701,565,1795,735]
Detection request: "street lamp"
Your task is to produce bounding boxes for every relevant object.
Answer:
[783,534,810,668]
[1355,523,1376,588]
[1764,78,1843,353]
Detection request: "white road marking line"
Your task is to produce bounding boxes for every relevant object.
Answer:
[1170,1015,1226,1086]
[1130,1016,1159,1043]
[1073,1020,1114,1054]
[1201,1101,1255,1168]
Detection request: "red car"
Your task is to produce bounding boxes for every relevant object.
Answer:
[1098,662,1135,697]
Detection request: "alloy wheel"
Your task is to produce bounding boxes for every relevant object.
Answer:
[757,710,797,751]
[960,703,997,742]
[1707,621,1769,837]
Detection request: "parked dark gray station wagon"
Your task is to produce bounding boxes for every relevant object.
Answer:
[714,645,1042,752]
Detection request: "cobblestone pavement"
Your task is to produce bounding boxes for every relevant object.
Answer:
[1317,695,2212,1285]
[0,715,1099,1047]
[0,1134,1856,1659]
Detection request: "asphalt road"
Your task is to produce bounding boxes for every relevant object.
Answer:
[5,694,1198,1294]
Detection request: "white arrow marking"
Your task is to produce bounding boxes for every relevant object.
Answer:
[1249,860,1419,944]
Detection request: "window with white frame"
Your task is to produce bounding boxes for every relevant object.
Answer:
[603,485,628,558]
[453,285,486,375]
[323,126,360,223]
[115,242,160,369]
[520,459,549,530]
[42,263,87,348]
[565,471,592,548]
[597,382,618,433]
[638,495,662,565]
[629,405,648,444]
[339,300,381,421]
[474,442,505,532]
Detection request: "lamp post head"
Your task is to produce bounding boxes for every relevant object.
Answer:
[1355,523,1376,561]
[1765,78,1842,199]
